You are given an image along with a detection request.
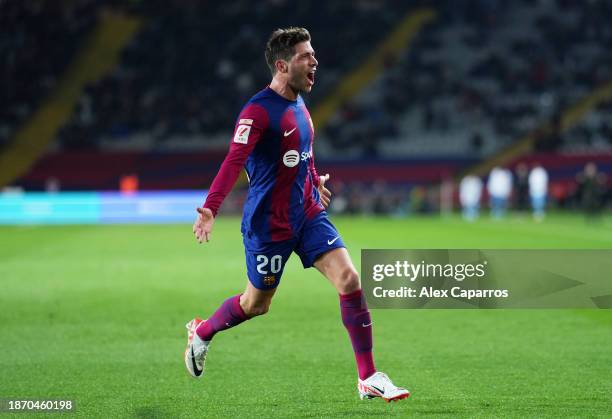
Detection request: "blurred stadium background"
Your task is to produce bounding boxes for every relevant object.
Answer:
[1,0,611,222]
[2,2,612,417]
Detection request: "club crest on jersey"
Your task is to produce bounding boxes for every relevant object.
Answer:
[283,150,300,167]
[234,125,251,144]
[263,275,276,286]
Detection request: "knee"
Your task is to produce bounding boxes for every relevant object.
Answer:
[336,267,361,294]
[241,298,271,318]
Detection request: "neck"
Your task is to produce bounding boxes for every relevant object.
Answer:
[269,77,298,101]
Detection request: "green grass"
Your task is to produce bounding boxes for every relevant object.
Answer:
[1,214,611,418]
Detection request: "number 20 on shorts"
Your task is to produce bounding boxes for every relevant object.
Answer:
[256,254,282,274]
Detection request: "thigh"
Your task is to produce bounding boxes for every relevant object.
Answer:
[244,238,294,290]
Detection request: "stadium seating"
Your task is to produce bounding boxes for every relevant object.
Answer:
[56,0,414,150]
[0,0,98,148]
[321,0,612,157]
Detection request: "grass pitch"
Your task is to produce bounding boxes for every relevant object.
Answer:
[1,214,611,417]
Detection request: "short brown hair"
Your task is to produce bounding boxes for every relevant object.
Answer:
[265,27,311,75]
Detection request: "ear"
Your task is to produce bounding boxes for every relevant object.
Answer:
[275,59,288,74]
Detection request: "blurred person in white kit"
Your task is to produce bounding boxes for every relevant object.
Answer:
[459,175,483,221]
[487,167,512,219]
[528,164,548,221]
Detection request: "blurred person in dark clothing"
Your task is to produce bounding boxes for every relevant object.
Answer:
[514,162,529,212]
[576,162,607,220]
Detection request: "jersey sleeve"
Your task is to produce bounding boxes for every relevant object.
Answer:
[203,103,269,217]
[308,144,321,189]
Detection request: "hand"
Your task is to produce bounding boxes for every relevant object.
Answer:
[318,173,332,209]
[193,207,215,243]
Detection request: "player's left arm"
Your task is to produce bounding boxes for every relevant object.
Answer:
[318,173,331,208]
[308,145,331,208]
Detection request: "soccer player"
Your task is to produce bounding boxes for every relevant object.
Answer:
[184,27,409,402]
[528,163,548,221]
[459,174,483,221]
[487,166,512,219]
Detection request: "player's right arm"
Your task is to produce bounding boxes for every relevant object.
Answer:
[194,104,270,243]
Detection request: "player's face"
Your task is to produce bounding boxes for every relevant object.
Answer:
[287,41,317,94]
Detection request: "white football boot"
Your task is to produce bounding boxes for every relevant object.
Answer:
[358,371,410,402]
[184,318,210,378]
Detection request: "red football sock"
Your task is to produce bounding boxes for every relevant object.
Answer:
[196,294,249,341]
[340,289,376,380]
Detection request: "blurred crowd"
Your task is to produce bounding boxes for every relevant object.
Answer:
[0,0,98,148]
[323,0,612,156]
[215,161,609,219]
[57,0,414,149]
[3,0,611,159]
[459,162,609,221]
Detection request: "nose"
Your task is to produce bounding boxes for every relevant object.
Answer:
[311,56,318,67]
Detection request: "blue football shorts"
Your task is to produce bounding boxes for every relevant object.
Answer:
[243,212,345,290]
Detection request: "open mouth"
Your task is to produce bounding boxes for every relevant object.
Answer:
[306,71,315,85]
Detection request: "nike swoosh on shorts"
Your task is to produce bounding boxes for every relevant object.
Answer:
[327,237,340,245]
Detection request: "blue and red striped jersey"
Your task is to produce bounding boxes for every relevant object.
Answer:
[204,87,324,242]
